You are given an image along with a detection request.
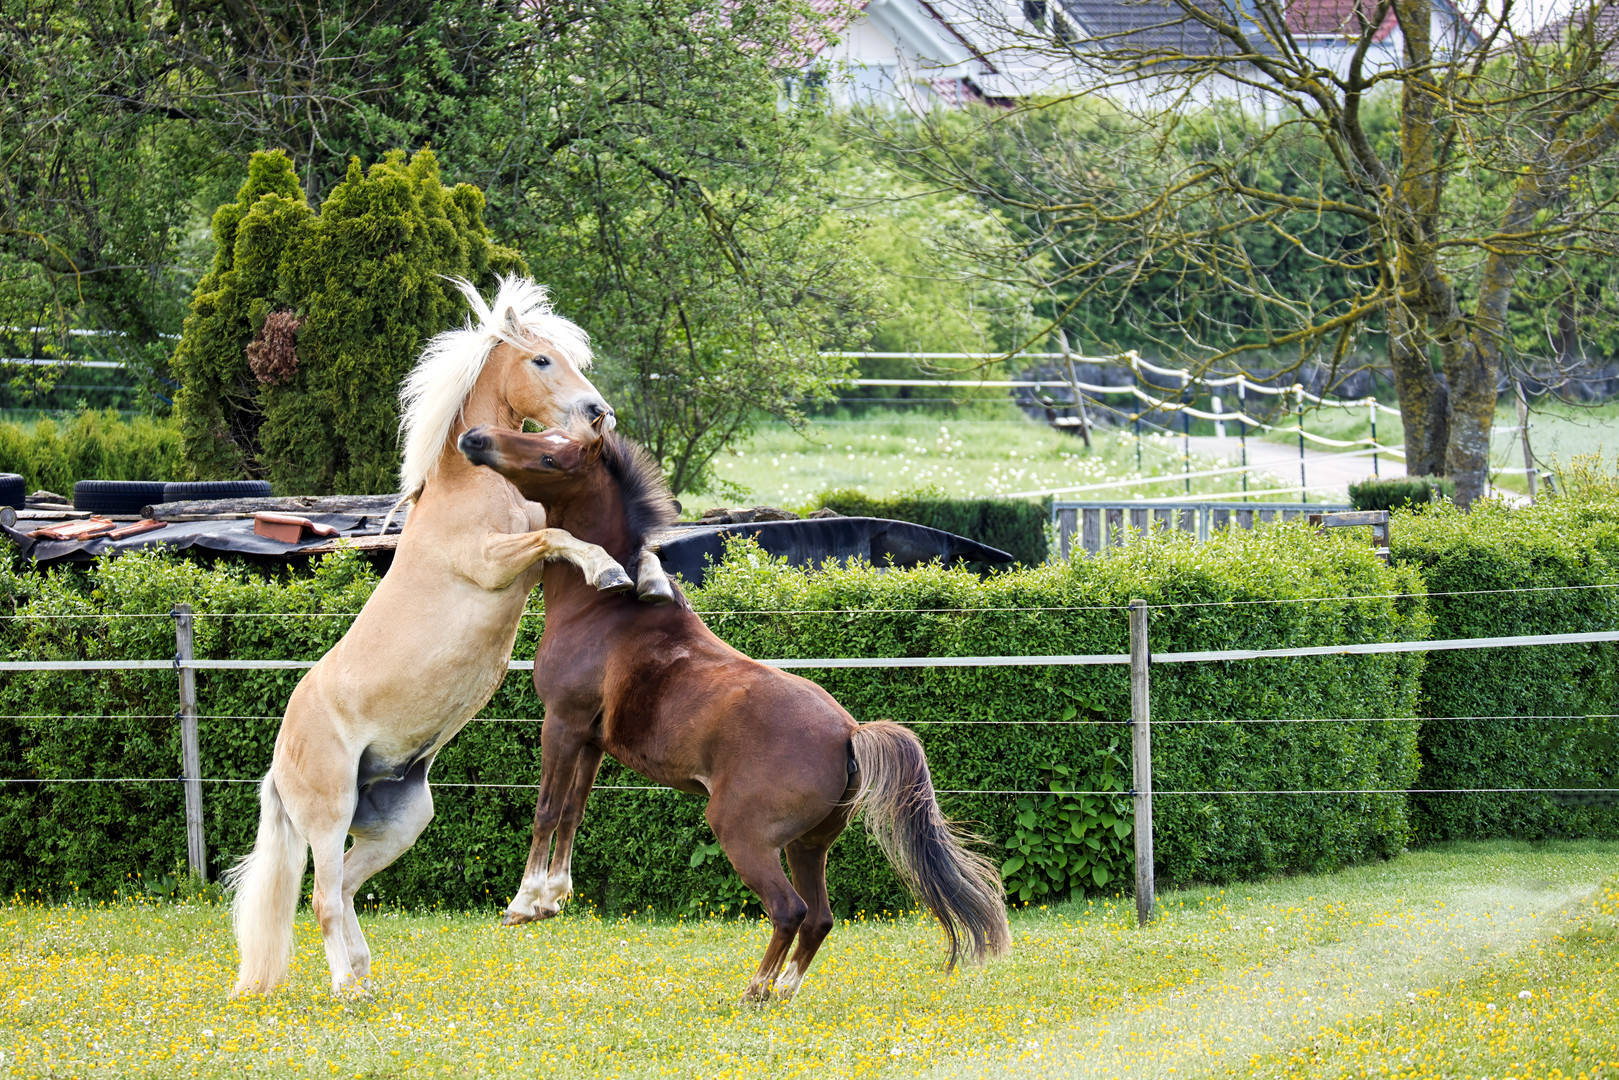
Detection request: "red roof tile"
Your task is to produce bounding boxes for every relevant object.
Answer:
[1286,0,1399,42]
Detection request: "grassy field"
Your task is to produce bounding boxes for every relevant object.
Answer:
[1261,398,1619,495]
[2,841,1613,1078]
[689,406,1303,514]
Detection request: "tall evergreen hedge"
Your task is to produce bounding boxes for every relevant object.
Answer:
[0,523,1425,913]
[1393,461,1619,843]
[170,149,525,494]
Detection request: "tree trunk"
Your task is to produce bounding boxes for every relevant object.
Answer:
[1387,306,1450,477]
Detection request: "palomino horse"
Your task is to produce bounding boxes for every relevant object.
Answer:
[227,276,641,998]
[458,425,1011,1001]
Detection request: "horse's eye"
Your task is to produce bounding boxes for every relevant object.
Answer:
[531,355,552,369]
[542,455,557,468]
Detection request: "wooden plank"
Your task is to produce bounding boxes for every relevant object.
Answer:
[1211,508,1230,533]
[1130,508,1150,539]
[1236,508,1254,530]
[1129,599,1154,926]
[173,604,208,884]
[1307,510,1390,528]
[1082,508,1102,553]
[1155,508,1173,531]
[150,494,407,520]
[1177,508,1196,534]
[1106,507,1124,547]
[1282,509,1301,521]
[1258,507,1276,525]
[1057,508,1077,560]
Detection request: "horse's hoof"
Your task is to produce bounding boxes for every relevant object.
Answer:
[636,578,676,605]
[593,567,634,594]
[501,910,535,926]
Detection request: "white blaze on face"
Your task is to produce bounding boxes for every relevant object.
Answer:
[543,433,571,448]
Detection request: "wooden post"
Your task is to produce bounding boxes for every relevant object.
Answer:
[173,604,208,883]
[1129,599,1154,926]
[1058,329,1092,449]
[1516,383,1537,502]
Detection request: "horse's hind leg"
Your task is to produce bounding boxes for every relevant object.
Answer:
[276,750,362,996]
[708,802,807,1003]
[341,760,436,982]
[777,807,853,1001]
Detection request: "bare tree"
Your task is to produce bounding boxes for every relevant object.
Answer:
[861,0,1619,504]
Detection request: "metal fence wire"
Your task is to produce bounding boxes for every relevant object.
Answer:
[2,592,1615,920]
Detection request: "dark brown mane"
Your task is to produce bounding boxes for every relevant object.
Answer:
[599,431,678,548]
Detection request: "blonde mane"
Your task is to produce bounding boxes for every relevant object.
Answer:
[397,275,593,500]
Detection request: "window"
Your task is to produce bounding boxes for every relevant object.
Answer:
[1023,0,1048,24]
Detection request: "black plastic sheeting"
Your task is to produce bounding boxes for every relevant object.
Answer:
[2,513,394,566]
[648,517,1014,587]
[3,512,1013,580]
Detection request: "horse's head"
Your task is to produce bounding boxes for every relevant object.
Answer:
[457,425,600,503]
[486,308,615,439]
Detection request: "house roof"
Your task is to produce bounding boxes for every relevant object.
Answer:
[1526,1,1619,62]
[1285,0,1398,42]
[1060,0,1281,57]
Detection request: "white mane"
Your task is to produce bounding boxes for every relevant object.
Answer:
[397,274,593,500]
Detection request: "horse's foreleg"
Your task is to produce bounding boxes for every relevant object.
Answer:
[634,546,676,605]
[478,528,631,593]
[504,714,591,924]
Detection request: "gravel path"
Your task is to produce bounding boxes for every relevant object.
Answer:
[1185,436,1405,500]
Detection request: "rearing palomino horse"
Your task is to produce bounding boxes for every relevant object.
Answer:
[458,424,1012,1001]
[226,276,638,998]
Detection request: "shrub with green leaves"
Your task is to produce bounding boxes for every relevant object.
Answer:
[812,487,1052,567]
[1393,456,1619,843]
[0,410,182,493]
[1349,475,1455,511]
[0,519,1425,914]
[170,148,525,494]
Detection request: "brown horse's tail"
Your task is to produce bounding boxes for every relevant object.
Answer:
[847,720,1011,970]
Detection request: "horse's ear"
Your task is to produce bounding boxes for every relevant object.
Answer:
[502,306,521,337]
[584,434,607,464]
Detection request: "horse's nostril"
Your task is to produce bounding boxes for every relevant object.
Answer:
[458,429,492,457]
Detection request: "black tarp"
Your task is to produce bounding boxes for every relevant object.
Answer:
[2,513,396,566]
[648,517,1013,587]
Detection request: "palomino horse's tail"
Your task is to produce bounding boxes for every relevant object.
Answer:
[847,720,1011,970]
[223,773,307,996]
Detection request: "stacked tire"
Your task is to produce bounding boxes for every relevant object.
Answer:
[69,479,273,515]
[0,473,23,511]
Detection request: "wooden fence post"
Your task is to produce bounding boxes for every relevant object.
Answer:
[173,604,207,883]
[1129,598,1154,925]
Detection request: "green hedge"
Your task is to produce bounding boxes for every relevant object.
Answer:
[0,523,1425,913]
[812,488,1052,567]
[1349,475,1455,512]
[1392,460,1619,843]
[0,410,183,494]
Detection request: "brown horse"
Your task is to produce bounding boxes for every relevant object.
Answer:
[458,424,1010,1001]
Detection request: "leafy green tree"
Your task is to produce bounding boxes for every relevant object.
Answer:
[171,149,523,493]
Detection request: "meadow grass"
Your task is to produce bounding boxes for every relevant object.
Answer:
[1261,399,1619,495]
[692,406,1295,513]
[1,841,1613,1078]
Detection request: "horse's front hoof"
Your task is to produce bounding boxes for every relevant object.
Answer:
[593,566,634,594]
[501,909,537,926]
[636,577,676,605]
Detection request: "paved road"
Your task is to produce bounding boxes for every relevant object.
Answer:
[1186,435,1405,500]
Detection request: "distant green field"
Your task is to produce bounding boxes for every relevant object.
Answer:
[687,405,1305,513]
[1260,397,1618,494]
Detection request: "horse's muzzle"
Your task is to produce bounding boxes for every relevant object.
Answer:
[458,427,496,466]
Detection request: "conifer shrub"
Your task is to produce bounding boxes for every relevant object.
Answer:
[170,149,525,494]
